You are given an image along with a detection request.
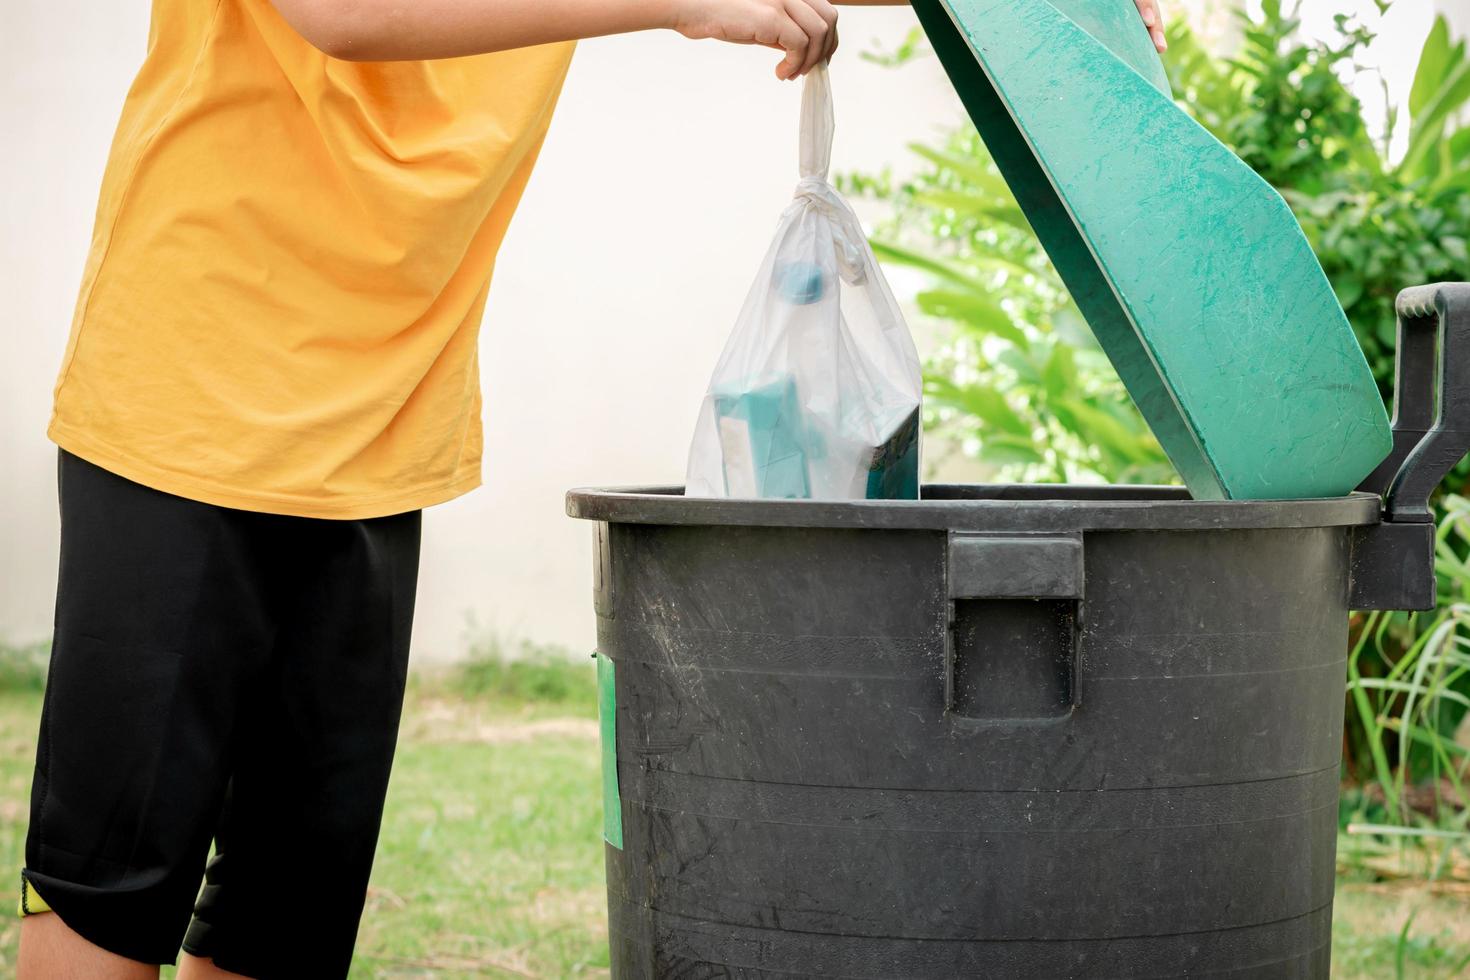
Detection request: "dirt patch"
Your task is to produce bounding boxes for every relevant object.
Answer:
[370,949,538,977]
[528,884,609,938]
[1336,882,1470,943]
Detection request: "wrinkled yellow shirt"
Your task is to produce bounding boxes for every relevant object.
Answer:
[50,0,575,518]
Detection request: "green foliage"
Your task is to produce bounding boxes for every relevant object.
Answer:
[1165,2,1382,192]
[447,636,596,713]
[0,643,48,693]
[1345,496,1470,846]
[860,25,928,68]
[1163,4,1470,412]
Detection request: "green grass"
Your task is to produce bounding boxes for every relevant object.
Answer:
[0,644,47,694]
[440,637,598,715]
[353,689,606,978]
[0,652,1467,978]
[0,691,37,975]
[1344,495,1470,839]
[1334,885,1470,979]
[0,646,609,979]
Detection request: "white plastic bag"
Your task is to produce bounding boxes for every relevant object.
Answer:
[685,66,923,501]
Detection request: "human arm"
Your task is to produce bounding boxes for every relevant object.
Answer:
[269,0,844,78]
[269,0,1165,76]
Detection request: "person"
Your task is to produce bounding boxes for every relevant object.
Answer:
[17,0,1166,977]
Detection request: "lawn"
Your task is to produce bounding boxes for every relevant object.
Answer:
[0,661,612,980]
[0,658,1465,979]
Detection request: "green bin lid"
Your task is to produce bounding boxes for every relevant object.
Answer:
[911,0,1392,499]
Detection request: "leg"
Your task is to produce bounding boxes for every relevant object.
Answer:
[19,912,159,980]
[176,952,252,979]
[20,452,275,971]
[183,509,422,979]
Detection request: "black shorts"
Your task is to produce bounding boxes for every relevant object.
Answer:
[23,451,422,977]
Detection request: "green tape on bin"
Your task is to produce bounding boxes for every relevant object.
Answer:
[912,0,1391,499]
[597,653,623,850]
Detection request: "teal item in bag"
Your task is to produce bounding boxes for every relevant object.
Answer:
[912,0,1392,499]
[865,408,921,500]
[713,377,919,500]
[714,378,813,500]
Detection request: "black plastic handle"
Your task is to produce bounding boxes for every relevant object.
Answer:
[945,533,1084,718]
[1356,282,1470,523]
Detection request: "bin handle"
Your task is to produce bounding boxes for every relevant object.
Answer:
[1356,282,1470,524]
[947,533,1084,601]
[945,533,1084,717]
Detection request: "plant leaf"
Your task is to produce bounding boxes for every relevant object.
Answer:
[978,435,1046,465]
[870,240,992,293]
[905,143,1015,200]
[1041,343,1078,401]
[915,289,1031,349]
[911,190,1033,233]
[1402,57,1470,177]
[1409,16,1453,119]
[1060,398,1154,464]
[925,378,1032,438]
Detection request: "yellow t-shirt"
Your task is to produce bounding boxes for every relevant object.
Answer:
[49,0,575,519]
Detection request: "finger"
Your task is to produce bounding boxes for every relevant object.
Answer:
[748,7,804,78]
[790,0,837,74]
[768,14,809,80]
[1134,0,1167,52]
[784,0,830,76]
[805,0,839,65]
[805,0,840,47]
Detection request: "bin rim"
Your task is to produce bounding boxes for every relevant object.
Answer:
[566,484,1381,533]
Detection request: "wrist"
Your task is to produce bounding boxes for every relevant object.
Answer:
[651,0,692,33]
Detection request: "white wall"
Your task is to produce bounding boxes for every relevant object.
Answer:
[2,4,149,652]
[0,3,963,660]
[1441,1,1470,37]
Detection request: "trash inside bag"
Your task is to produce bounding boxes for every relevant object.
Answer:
[686,66,923,501]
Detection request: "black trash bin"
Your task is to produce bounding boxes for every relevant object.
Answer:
[568,284,1470,979]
